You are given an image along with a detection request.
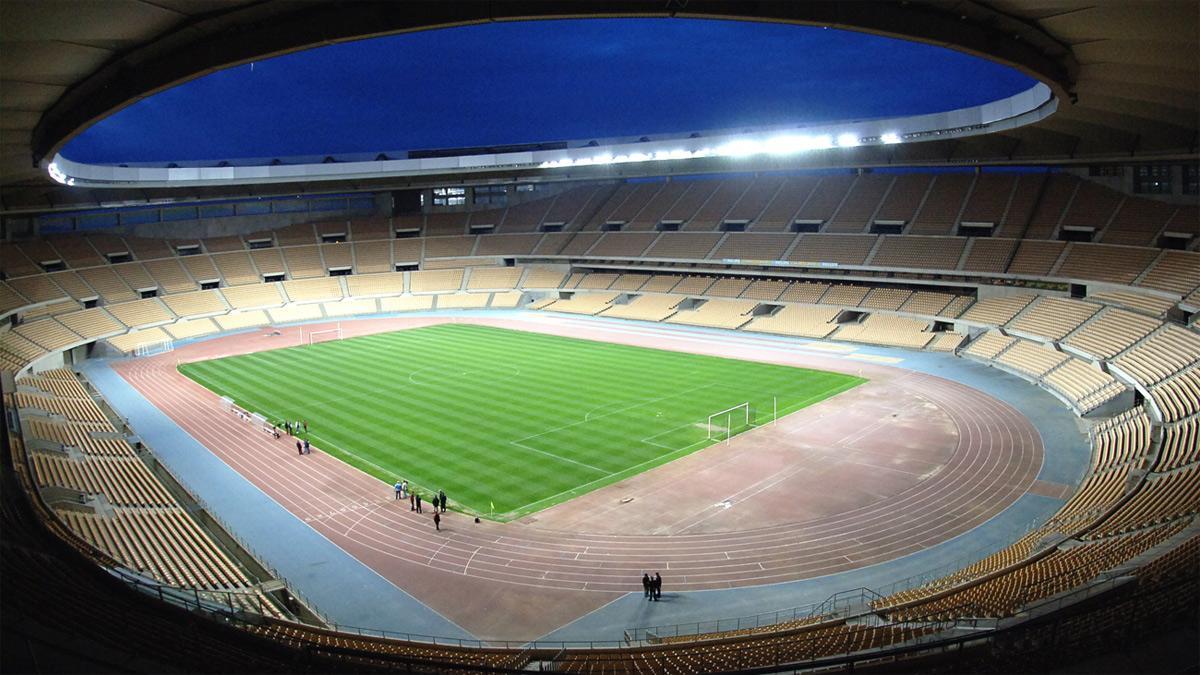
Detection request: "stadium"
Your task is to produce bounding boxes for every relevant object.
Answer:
[1,2,1197,673]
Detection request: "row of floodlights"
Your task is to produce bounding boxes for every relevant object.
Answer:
[47,130,905,184]
[538,132,902,169]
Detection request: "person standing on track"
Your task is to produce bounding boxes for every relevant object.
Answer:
[410,490,416,511]
[438,489,447,513]
[394,480,402,500]
[653,572,662,601]
[296,440,303,456]
[415,493,423,513]
[433,511,441,531]
[642,573,651,600]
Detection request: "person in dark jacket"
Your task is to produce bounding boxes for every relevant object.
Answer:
[653,573,662,601]
[642,573,651,599]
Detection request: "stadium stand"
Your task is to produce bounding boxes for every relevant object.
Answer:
[835,314,934,349]
[789,233,876,265]
[610,273,652,291]
[409,269,464,293]
[112,262,158,292]
[600,294,684,322]
[179,255,222,284]
[106,299,175,329]
[645,232,723,259]
[2,165,1198,674]
[1007,296,1101,341]
[282,277,344,304]
[909,173,973,235]
[351,240,392,274]
[741,279,790,301]
[220,283,286,310]
[709,232,794,261]
[826,174,890,232]
[165,317,220,340]
[1063,307,1160,359]
[754,176,819,231]
[161,290,228,317]
[211,311,267,331]
[744,305,840,338]
[540,291,619,315]
[77,266,138,304]
[143,258,199,293]
[665,298,757,329]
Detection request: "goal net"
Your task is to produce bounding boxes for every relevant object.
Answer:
[135,339,174,357]
[707,402,751,443]
[306,324,343,345]
[706,398,779,443]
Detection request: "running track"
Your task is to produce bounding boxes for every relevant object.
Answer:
[112,314,1044,639]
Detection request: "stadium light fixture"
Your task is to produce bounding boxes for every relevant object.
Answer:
[767,135,807,154]
[837,133,860,147]
[47,161,68,184]
[881,132,902,144]
[716,139,762,157]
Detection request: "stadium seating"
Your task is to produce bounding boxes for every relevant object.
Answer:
[1,170,1198,673]
[161,289,228,317]
[744,305,840,338]
[835,314,934,349]
[221,283,286,310]
[600,294,685,322]
[539,291,620,315]
[211,252,260,286]
[1007,296,1101,341]
[754,176,818,230]
[665,298,757,329]
[165,317,220,340]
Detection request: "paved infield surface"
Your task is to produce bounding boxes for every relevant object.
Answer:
[112,313,1048,642]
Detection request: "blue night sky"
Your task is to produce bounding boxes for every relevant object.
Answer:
[62,18,1036,164]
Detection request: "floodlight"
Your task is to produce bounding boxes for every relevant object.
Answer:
[47,162,68,184]
[837,133,860,147]
[881,132,902,144]
[717,139,762,157]
[768,135,807,155]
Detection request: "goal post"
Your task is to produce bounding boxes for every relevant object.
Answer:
[705,397,780,443]
[305,323,343,345]
[135,339,174,357]
[707,402,750,444]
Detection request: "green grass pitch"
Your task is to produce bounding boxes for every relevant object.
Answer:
[178,323,865,520]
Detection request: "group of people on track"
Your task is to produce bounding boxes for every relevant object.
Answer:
[394,480,449,530]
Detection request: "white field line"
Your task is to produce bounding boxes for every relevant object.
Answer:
[508,439,609,474]
[511,382,718,445]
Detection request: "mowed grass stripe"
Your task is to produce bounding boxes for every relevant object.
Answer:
[179,323,865,518]
[189,324,844,502]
